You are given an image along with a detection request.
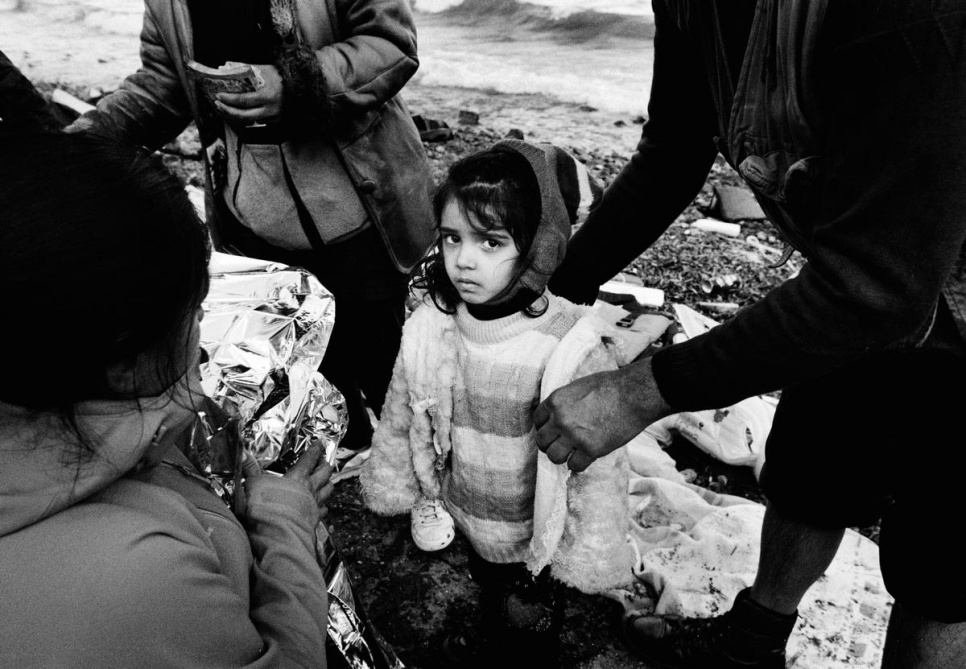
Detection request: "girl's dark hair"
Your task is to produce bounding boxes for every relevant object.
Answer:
[412,148,542,314]
[0,132,211,416]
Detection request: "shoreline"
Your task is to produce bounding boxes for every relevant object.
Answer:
[1,0,649,160]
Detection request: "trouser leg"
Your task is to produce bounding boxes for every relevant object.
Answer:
[317,286,406,448]
[211,204,408,450]
[466,547,565,668]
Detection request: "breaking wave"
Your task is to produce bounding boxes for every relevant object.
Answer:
[415,0,654,43]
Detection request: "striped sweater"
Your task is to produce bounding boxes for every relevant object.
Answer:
[361,293,635,593]
[445,300,581,562]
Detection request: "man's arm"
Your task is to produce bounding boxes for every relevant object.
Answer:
[650,5,966,412]
[539,6,966,469]
[549,0,719,304]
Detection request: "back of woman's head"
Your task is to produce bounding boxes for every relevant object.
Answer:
[0,132,211,409]
[414,149,541,313]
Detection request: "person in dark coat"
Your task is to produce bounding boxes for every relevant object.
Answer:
[537,2,966,667]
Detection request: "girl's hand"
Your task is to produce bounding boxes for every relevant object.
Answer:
[215,64,284,125]
[283,442,335,516]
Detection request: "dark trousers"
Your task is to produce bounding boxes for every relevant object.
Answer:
[759,347,966,623]
[466,546,566,668]
[215,203,408,449]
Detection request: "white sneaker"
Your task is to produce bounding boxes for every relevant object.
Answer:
[410,498,455,552]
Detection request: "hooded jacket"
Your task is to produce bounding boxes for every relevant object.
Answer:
[69,0,434,272]
[0,387,329,668]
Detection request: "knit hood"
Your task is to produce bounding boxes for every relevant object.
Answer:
[486,140,602,308]
[0,377,201,538]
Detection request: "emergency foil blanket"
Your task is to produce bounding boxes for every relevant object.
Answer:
[189,251,404,669]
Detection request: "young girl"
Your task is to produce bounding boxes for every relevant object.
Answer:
[361,140,634,667]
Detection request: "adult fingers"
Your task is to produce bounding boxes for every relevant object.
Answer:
[543,437,573,465]
[214,102,268,124]
[314,481,335,507]
[310,464,334,493]
[534,399,560,453]
[535,423,559,454]
[286,442,324,481]
[241,450,264,478]
[216,91,265,109]
[566,450,595,473]
[533,399,551,429]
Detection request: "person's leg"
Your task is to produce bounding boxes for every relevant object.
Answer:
[624,350,903,667]
[208,203,408,456]
[749,503,845,615]
[881,602,966,669]
[299,227,408,450]
[874,332,966,667]
[316,293,377,450]
[504,567,566,669]
[328,286,406,421]
[210,205,381,450]
[443,546,519,667]
[623,508,840,668]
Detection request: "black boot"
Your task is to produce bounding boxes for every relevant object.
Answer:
[622,588,797,669]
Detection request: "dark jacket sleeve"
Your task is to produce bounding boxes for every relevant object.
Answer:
[653,5,966,410]
[0,50,64,133]
[67,1,191,150]
[548,0,719,305]
[276,0,419,123]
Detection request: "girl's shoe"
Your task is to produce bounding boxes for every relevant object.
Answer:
[410,498,455,552]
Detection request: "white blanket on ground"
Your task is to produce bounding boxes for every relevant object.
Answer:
[608,433,892,668]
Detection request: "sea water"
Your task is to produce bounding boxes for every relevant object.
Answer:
[2,0,655,116]
[412,0,655,114]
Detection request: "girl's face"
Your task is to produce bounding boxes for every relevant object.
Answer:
[440,199,521,305]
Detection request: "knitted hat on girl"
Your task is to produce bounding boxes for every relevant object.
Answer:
[486,139,603,309]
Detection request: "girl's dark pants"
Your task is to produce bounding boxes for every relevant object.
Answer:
[467,545,566,668]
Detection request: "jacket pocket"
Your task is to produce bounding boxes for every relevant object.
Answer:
[225,130,369,249]
[225,133,303,249]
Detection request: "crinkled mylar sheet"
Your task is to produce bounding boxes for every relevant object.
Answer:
[195,253,345,477]
[189,253,402,669]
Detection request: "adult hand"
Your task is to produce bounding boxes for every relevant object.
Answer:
[215,64,284,125]
[282,442,335,516]
[534,357,673,472]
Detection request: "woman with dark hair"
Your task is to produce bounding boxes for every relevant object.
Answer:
[0,133,332,668]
